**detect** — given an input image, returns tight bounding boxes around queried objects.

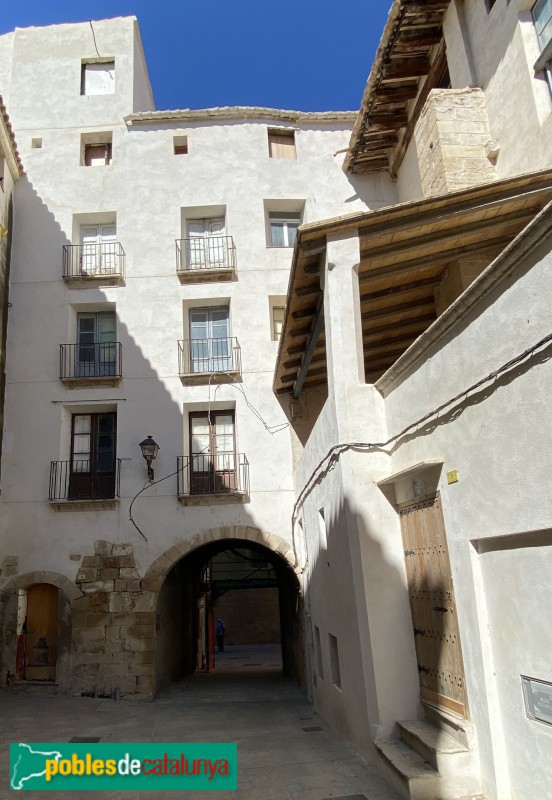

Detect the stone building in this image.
[0,2,551,800]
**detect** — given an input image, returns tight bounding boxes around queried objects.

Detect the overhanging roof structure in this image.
[273,169,552,396]
[343,0,452,176]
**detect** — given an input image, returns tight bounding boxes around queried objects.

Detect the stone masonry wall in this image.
[72,540,155,697]
[414,87,497,197]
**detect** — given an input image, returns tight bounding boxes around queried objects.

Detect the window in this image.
[272,306,285,341]
[76,312,117,378]
[84,142,112,167]
[318,508,327,551]
[69,412,117,500]
[80,224,117,275]
[268,129,296,159]
[533,0,552,91]
[31,138,42,149]
[315,626,324,679]
[189,410,236,494]
[328,634,342,689]
[187,218,227,268]
[174,135,188,155]
[268,211,301,247]
[81,61,115,95]
[189,306,231,373]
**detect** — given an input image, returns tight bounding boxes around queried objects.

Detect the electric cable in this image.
[292,330,552,535]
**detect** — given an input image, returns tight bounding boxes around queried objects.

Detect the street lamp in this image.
[139,435,159,481]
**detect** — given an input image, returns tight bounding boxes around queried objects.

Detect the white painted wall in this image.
[0,19,392,600]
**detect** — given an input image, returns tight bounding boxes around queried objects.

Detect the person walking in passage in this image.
[216,617,226,653]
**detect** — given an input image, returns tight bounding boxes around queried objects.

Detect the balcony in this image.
[177,453,249,505]
[178,337,241,384]
[60,342,122,387]
[62,242,125,285]
[176,236,236,283]
[49,459,121,510]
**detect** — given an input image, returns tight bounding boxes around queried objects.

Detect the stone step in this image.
[375,738,440,800]
[422,700,471,748]
[398,719,468,771]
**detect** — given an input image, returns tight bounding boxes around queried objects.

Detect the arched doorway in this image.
[154,537,303,692]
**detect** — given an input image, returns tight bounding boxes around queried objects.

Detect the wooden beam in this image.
[292,305,318,320]
[360,276,440,303]
[382,56,430,79]
[363,312,437,338]
[361,297,435,322]
[293,300,325,399]
[301,237,327,256]
[359,208,537,265]
[295,283,321,298]
[364,332,423,350]
[373,85,419,104]
[389,43,447,178]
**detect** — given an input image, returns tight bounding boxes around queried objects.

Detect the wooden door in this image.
[25,584,58,681]
[69,412,116,500]
[400,494,467,716]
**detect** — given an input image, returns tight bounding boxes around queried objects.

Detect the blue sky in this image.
[0,1,391,111]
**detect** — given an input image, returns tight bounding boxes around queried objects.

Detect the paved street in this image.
[1,645,401,799]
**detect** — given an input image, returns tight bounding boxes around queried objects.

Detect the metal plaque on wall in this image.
[522,676,552,726]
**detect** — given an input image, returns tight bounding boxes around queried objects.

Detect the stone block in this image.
[141,571,164,593]
[112,544,133,557]
[77,641,107,655]
[81,580,114,594]
[133,651,154,664]
[119,568,139,579]
[89,593,110,612]
[117,554,136,568]
[101,556,119,569]
[94,540,113,556]
[76,568,100,583]
[4,566,17,576]
[109,651,135,664]
[135,662,155,676]
[130,592,155,611]
[122,636,154,652]
[3,556,18,566]
[105,639,123,653]
[87,613,111,628]
[100,569,119,580]
[111,612,137,625]
[106,625,122,640]
[121,624,154,638]
[72,612,90,629]
[73,628,106,642]
[72,596,92,611]
[134,612,156,624]
[109,592,134,613]
[82,555,100,568]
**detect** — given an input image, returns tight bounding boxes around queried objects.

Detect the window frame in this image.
[81,61,115,96]
[268,211,301,248]
[268,128,297,160]
[188,409,237,494]
[533,0,552,91]
[68,411,117,500]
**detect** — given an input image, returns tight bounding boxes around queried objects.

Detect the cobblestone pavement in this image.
[1,645,402,800]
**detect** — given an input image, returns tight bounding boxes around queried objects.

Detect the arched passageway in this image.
[155,538,303,692]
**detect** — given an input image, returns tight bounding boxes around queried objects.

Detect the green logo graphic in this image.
[10,743,237,791]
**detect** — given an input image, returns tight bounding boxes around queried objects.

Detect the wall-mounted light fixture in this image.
[139,435,159,481]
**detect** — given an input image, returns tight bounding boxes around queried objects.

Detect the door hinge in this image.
[404,549,415,557]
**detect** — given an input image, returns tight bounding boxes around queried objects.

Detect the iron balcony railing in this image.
[177,453,249,497]
[62,242,125,279]
[178,337,241,376]
[49,459,121,502]
[60,342,122,380]
[176,236,236,274]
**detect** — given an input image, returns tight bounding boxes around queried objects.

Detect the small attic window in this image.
[174,136,188,155]
[81,61,115,96]
[268,129,296,160]
[31,138,43,149]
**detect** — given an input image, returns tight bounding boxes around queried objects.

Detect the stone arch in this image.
[0,571,79,690]
[5,571,82,600]
[142,525,300,594]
